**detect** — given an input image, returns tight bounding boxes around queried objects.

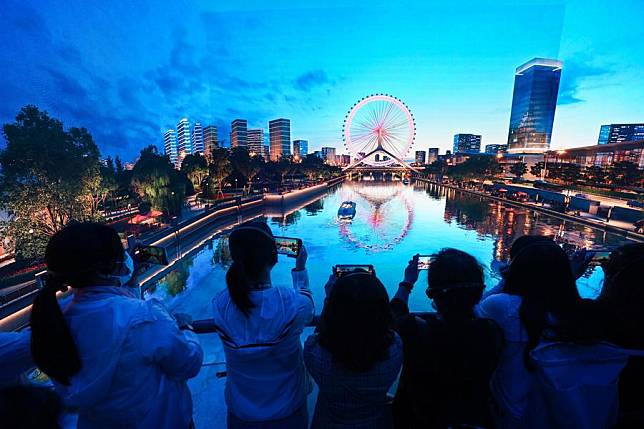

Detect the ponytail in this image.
[30,222,123,385]
[225,222,278,317]
[226,261,255,317]
[30,276,81,385]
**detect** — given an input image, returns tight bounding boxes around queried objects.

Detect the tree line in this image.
[0,106,340,260]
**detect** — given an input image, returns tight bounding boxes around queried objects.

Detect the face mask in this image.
[112,252,134,286]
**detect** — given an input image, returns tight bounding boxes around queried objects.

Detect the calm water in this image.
[146,180,631,312]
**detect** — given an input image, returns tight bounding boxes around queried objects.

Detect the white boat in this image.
[337,201,356,220]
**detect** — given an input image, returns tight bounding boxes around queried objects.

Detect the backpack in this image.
[525,341,644,429]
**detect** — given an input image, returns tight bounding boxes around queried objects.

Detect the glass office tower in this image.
[507,58,562,153]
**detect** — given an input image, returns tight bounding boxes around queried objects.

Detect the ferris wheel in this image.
[342,94,416,169]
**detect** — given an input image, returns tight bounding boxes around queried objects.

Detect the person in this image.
[30,222,203,429]
[391,249,503,428]
[212,221,314,428]
[589,243,644,427]
[476,239,590,427]
[304,271,402,429]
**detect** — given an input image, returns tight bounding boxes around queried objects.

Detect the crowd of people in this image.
[0,220,643,429]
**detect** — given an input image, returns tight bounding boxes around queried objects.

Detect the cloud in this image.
[293,70,331,91]
[558,59,614,105]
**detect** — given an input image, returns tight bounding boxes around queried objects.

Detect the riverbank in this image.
[414,177,644,242]
[0,177,344,331]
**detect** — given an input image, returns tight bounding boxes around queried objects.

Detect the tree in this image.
[510,162,528,179]
[0,106,102,259]
[207,148,231,198]
[180,153,208,191]
[300,154,325,180]
[449,155,502,181]
[115,156,124,175]
[584,165,606,183]
[530,161,544,178]
[130,146,185,216]
[229,147,262,194]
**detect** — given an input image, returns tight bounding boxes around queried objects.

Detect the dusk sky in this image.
[1,0,643,161]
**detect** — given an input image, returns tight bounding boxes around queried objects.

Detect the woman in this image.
[391,250,502,428]
[304,271,403,429]
[592,243,644,427]
[476,240,588,427]
[212,221,314,428]
[30,222,203,429]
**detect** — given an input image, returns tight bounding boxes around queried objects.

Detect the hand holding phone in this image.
[333,264,375,278]
[274,236,302,258]
[133,245,169,265]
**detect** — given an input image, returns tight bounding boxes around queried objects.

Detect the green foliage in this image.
[229,147,262,193]
[206,148,232,198]
[510,162,528,178]
[180,153,208,191]
[449,155,502,180]
[0,106,102,259]
[130,146,185,216]
[584,165,606,183]
[608,161,640,186]
[530,161,544,178]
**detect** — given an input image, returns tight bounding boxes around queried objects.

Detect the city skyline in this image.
[2,0,644,162]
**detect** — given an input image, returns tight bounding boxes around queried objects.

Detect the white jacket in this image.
[212,269,314,421]
[57,286,203,429]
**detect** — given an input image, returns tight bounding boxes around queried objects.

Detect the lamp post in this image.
[234,178,238,196]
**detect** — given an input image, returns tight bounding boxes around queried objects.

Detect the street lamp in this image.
[234,178,238,195]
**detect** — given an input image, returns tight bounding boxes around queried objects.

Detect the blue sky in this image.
[1,0,643,161]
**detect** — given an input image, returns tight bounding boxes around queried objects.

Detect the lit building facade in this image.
[231,119,248,149]
[546,140,644,169]
[321,147,336,164]
[427,148,439,164]
[507,58,562,154]
[247,129,264,157]
[485,144,508,154]
[191,122,204,155]
[453,134,481,154]
[176,118,192,163]
[415,150,426,165]
[163,129,179,168]
[293,139,308,159]
[597,123,644,145]
[269,118,291,160]
[203,125,218,159]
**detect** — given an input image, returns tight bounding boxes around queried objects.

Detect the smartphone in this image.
[333,264,375,278]
[274,236,302,257]
[34,271,47,289]
[589,250,612,265]
[133,245,169,265]
[126,234,137,250]
[417,255,434,270]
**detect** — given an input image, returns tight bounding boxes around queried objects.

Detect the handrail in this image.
[191,316,321,334]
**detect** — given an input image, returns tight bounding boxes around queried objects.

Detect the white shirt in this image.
[476,293,533,420]
[57,286,203,429]
[212,269,314,421]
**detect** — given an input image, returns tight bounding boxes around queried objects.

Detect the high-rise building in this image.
[507,58,562,153]
[247,129,264,157]
[597,123,644,145]
[203,125,218,158]
[427,148,439,164]
[453,134,481,154]
[485,144,508,154]
[321,147,336,164]
[163,129,178,168]
[176,118,192,163]
[293,139,308,159]
[191,122,204,155]
[415,150,426,165]
[230,119,248,148]
[269,118,291,160]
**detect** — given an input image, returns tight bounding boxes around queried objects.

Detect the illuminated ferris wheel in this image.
[342,94,416,169]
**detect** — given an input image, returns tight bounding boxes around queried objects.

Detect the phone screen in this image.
[134,246,169,265]
[417,255,433,270]
[333,264,375,278]
[274,236,302,257]
[590,251,612,264]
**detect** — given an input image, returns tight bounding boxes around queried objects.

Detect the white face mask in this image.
[112,252,134,286]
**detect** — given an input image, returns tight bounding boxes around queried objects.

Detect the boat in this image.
[337,201,357,220]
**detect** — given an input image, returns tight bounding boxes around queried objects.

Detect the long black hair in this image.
[504,241,583,368]
[225,221,277,317]
[318,272,394,372]
[30,222,124,385]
